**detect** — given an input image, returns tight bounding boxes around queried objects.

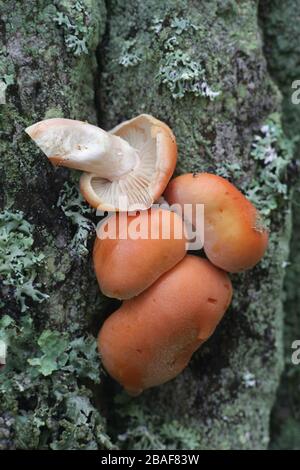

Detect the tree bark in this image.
[0,0,114,450]
[0,0,297,450]
[260,0,300,449]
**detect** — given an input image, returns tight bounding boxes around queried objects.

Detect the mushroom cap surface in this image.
[93,208,187,299]
[164,173,269,272]
[98,255,232,395]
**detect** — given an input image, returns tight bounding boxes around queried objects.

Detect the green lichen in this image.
[153,11,220,100]
[215,161,243,180]
[54,0,100,56]
[0,211,48,312]
[118,39,142,67]
[27,330,69,377]
[158,51,220,100]
[115,395,200,450]
[169,16,199,35]
[246,114,293,221]
[0,314,114,450]
[57,182,95,256]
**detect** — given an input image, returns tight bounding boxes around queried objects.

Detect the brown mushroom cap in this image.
[93,208,187,300]
[98,255,232,395]
[164,173,269,272]
[26,115,177,211]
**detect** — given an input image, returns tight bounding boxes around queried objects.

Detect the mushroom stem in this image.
[25,118,140,182]
[50,131,140,181]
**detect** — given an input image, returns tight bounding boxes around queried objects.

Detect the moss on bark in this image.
[0,0,114,450]
[0,0,297,450]
[259,0,300,449]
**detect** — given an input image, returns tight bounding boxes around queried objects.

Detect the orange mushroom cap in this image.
[26,115,177,211]
[98,255,232,395]
[164,173,269,273]
[93,208,187,300]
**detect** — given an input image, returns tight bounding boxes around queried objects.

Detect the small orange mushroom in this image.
[26,115,177,211]
[164,173,268,272]
[98,255,232,395]
[93,208,187,299]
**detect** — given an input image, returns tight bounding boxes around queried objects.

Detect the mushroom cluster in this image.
[26,114,268,395]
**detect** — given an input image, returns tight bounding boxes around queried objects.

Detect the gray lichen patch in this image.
[54,0,105,56]
[158,51,220,100]
[57,182,95,256]
[0,314,114,450]
[116,394,201,450]
[246,114,293,222]
[0,210,48,312]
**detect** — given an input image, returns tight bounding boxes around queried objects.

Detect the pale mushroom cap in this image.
[26,118,119,172]
[81,114,177,211]
[98,255,232,395]
[164,173,269,272]
[26,115,177,212]
[93,208,187,299]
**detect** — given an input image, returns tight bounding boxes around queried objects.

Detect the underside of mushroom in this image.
[26,114,177,211]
